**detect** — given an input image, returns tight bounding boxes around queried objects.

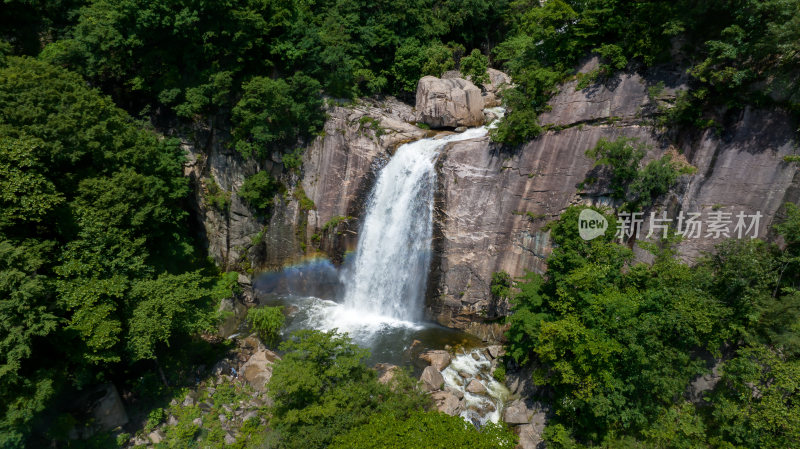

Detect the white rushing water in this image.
[442,349,511,426]
[341,126,492,322]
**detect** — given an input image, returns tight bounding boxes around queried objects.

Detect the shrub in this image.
[204,176,231,213]
[246,306,284,347]
[232,74,324,158]
[459,49,489,87]
[238,171,277,213]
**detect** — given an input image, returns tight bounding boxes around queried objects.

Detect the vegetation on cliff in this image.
[504,205,800,447]
[491,0,800,144]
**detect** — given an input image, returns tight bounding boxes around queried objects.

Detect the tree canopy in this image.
[0,56,230,447]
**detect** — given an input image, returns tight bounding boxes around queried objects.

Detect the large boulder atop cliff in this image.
[441,68,511,108]
[415,76,485,128]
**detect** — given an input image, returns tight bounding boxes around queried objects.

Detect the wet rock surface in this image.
[419,349,452,371]
[420,365,445,392]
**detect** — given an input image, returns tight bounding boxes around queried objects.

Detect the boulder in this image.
[481,68,512,107]
[487,345,504,359]
[431,390,463,416]
[419,350,452,371]
[420,366,445,392]
[375,363,400,385]
[240,348,280,392]
[465,379,487,395]
[87,384,129,431]
[517,422,545,449]
[415,76,485,128]
[503,400,532,425]
[445,386,464,400]
[224,432,236,445]
[148,429,166,444]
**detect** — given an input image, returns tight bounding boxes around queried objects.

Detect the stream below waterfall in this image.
[249,111,510,425]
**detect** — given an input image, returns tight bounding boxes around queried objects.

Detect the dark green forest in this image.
[1,0,799,447]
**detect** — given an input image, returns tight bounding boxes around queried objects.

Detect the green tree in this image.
[268,330,429,449]
[330,410,517,449]
[0,240,58,448]
[459,48,489,87]
[238,171,278,213]
[0,56,229,445]
[708,345,800,448]
[232,74,324,158]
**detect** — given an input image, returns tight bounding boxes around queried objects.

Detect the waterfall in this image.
[343,126,492,321]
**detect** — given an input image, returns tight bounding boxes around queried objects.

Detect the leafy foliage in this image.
[238,171,278,213]
[585,138,694,210]
[232,74,325,158]
[506,204,800,447]
[246,306,285,347]
[330,410,517,449]
[459,49,489,87]
[31,0,510,157]
[0,56,229,446]
[268,330,430,449]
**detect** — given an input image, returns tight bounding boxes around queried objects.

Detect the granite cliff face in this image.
[425,60,799,339]
[185,62,798,341]
[183,98,427,273]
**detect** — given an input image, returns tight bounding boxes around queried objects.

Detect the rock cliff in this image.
[183,98,427,273]
[185,63,798,341]
[426,60,799,339]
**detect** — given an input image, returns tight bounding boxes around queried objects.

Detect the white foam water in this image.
[441,349,511,426]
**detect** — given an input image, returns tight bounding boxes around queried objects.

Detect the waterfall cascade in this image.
[256,112,509,425]
[342,126,492,321]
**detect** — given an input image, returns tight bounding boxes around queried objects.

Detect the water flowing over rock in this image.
[440,349,510,426]
[343,127,495,322]
[183,99,427,273]
[185,63,798,342]
[415,76,485,128]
